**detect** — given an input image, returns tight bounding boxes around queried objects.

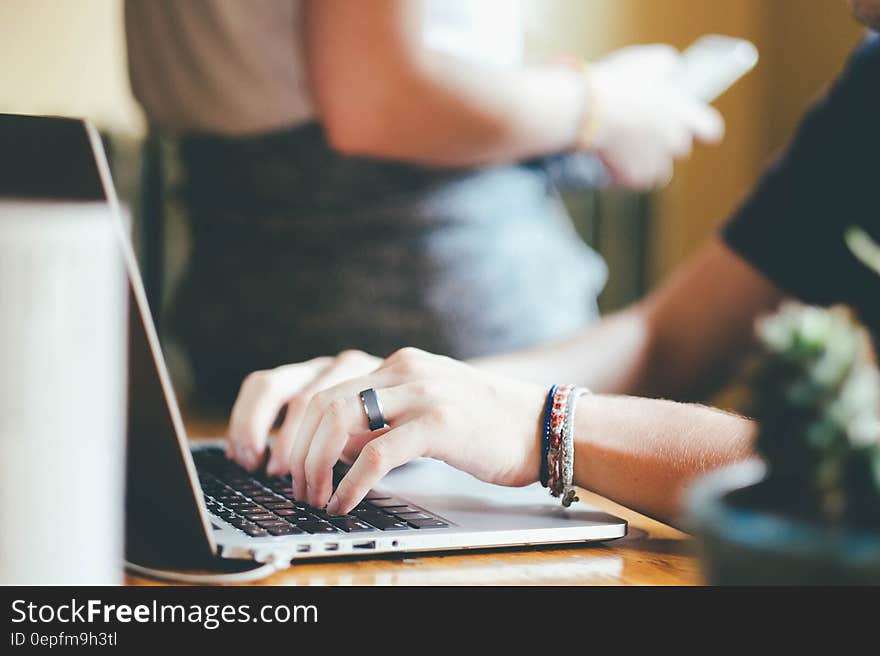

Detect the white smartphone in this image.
[673,34,759,103]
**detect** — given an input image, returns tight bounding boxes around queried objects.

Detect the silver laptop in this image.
[3,113,626,573]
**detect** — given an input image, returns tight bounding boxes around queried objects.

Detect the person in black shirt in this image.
[222,4,880,524]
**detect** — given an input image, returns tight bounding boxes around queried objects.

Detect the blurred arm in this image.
[473,239,785,400]
[304,0,588,166]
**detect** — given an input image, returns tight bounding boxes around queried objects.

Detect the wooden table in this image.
[127,420,702,586]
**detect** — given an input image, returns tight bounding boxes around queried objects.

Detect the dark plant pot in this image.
[686,461,880,585]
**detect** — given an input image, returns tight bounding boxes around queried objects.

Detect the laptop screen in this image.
[0,113,105,201]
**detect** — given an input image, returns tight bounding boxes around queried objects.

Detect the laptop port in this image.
[353,540,376,550]
[296,544,311,553]
[324,543,339,552]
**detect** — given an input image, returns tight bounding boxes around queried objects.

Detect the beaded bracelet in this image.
[542,384,590,506]
[539,385,558,488]
[548,384,575,495]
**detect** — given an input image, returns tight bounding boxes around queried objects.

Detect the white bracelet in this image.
[561,387,591,507]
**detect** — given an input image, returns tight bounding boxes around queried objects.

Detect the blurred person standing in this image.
[125,0,723,410]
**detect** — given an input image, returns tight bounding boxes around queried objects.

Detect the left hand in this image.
[275,348,548,516]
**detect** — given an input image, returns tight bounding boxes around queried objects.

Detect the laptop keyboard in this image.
[192,447,449,538]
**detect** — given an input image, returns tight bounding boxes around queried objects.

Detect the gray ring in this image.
[359,388,386,431]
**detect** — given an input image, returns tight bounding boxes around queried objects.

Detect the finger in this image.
[326,421,429,516]
[664,127,692,159]
[266,358,379,476]
[340,430,376,464]
[679,100,725,143]
[288,369,403,501]
[226,359,329,470]
[653,159,674,189]
[302,386,416,508]
[265,394,310,477]
[611,157,654,191]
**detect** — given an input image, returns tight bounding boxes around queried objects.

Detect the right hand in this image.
[231,347,547,514]
[587,44,725,189]
[226,350,382,475]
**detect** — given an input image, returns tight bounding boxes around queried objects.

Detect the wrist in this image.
[515,383,549,487]
[574,62,602,150]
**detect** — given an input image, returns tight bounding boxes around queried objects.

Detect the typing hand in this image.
[226,350,381,476]
[588,44,725,189]
[280,348,546,516]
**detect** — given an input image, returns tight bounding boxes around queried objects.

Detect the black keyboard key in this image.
[329,517,375,532]
[255,519,290,529]
[385,505,422,515]
[380,521,410,531]
[359,512,410,531]
[263,501,294,510]
[243,526,269,537]
[251,495,280,504]
[364,492,391,501]
[369,498,410,508]
[407,517,448,529]
[226,501,257,510]
[298,521,340,534]
[273,509,297,517]
[235,508,265,516]
[393,512,433,521]
[267,524,303,536]
[285,512,316,522]
[246,513,277,522]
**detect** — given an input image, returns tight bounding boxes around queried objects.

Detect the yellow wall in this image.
[0,0,143,135]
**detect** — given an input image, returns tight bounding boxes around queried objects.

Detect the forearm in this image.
[327,55,587,167]
[573,393,755,525]
[472,240,785,400]
[471,307,655,394]
[307,0,587,167]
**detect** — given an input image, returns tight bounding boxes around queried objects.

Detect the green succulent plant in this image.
[749,227,880,530]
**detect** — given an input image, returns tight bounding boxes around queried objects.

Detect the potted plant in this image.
[687,229,880,584]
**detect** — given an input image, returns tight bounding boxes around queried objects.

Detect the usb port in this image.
[324,543,339,551]
[296,544,311,553]
[353,540,376,550]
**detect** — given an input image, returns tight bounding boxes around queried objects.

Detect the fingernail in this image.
[326,495,340,516]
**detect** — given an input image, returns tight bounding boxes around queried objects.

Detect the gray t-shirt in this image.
[125,0,315,135]
[124,0,527,136]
